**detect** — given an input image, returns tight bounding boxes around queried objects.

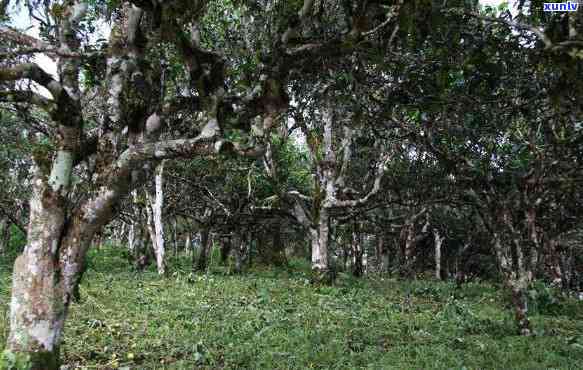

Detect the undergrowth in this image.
[0,247,582,369]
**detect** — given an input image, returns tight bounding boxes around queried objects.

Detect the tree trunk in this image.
[195,228,210,272]
[3,155,128,368]
[310,208,334,283]
[510,282,531,336]
[378,234,390,274]
[220,236,232,265]
[494,234,532,336]
[375,233,383,272]
[146,161,166,275]
[135,223,151,270]
[433,228,444,280]
[399,208,428,279]
[402,224,415,278]
[173,218,178,257]
[559,247,573,291]
[234,234,248,274]
[248,235,254,267]
[3,178,67,369]
[271,222,287,267]
[257,223,287,267]
[546,238,562,286]
[342,242,349,272]
[128,222,136,253]
[352,223,364,277]
[184,234,191,257]
[0,218,7,254]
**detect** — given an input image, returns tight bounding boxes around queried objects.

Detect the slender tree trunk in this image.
[402,224,415,278]
[146,161,166,275]
[342,242,349,272]
[375,233,383,272]
[220,236,232,265]
[271,222,287,267]
[196,227,210,272]
[559,247,573,291]
[173,218,178,257]
[0,218,6,254]
[135,223,151,270]
[433,229,444,280]
[248,235,254,267]
[128,222,136,253]
[114,222,125,245]
[234,234,248,274]
[399,209,428,279]
[378,234,391,274]
[184,234,190,257]
[546,238,562,286]
[352,222,364,277]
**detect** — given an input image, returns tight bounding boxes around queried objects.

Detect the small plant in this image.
[527,281,561,315]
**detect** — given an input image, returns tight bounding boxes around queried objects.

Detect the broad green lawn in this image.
[1,248,583,369]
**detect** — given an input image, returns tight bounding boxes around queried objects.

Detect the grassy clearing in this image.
[1,248,583,369]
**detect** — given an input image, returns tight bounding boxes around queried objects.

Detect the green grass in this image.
[1,247,583,369]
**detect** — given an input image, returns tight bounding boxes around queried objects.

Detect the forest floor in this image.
[1,247,583,369]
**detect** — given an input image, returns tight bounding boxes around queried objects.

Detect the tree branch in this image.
[465,11,553,49]
[330,153,391,208]
[0,63,63,98]
[0,90,55,111]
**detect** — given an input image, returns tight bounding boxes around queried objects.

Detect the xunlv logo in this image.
[543,2,580,11]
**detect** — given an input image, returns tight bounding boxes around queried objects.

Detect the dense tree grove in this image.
[0,0,582,368]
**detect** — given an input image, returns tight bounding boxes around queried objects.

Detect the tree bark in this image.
[146,161,166,275]
[352,222,364,277]
[3,145,131,367]
[310,207,332,283]
[494,234,532,336]
[184,234,191,257]
[135,222,151,270]
[0,218,6,254]
[271,222,288,267]
[2,174,66,368]
[195,227,210,272]
[546,238,562,286]
[234,234,248,274]
[220,236,232,265]
[399,208,428,279]
[433,228,444,280]
[173,217,178,257]
[128,222,136,254]
[559,246,573,291]
[378,233,390,274]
